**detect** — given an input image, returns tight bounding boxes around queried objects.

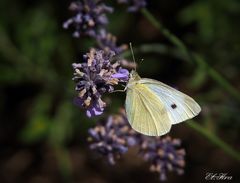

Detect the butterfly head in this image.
[129,70,141,82]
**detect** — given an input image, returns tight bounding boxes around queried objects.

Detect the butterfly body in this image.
[125,70,201,136]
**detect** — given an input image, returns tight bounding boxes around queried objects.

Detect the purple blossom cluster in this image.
[140,136,186,181]
[72,49,129,117]
[97,29,128,54]
[63,0,146,53]
[88,109,138,164]
[88,110,186,180]
[63,0,113,38]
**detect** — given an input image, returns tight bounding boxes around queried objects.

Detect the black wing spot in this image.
[171,104,177,109]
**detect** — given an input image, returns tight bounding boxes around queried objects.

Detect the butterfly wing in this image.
[125,83,172,136]
[139,78,201,124]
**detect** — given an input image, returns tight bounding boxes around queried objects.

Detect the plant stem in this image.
[193,54,240,101]
[140,8,240,102]
[141,9,191,61]
[187,121,240,162]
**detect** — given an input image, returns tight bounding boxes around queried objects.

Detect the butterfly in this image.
[125,70,201,136]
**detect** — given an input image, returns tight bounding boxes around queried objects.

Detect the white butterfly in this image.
[125,70,201,136]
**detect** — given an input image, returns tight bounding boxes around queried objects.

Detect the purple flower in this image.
[112,68,129,81]
[96,29,128,54]
[63,0,113,38]
[117,0,147,12]
[139,136,186,181]
[74,97,105,117]
[88,109,186,180]
[72,49,129,117]
[88,109,138,164]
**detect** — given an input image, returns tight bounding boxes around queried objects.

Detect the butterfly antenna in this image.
[129,42,137,71]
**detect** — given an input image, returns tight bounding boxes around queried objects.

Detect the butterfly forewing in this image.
[126,83,172,136]
[139,78,201,124]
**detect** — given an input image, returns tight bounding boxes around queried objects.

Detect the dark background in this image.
[0,0,240,182]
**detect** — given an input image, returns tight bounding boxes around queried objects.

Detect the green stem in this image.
[193,54,240,101]
[141,8,191,62]
[187,121,240,162]
[121,43,182,59]
[140,8,240,102]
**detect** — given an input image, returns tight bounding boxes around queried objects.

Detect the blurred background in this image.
[0,0,240,182]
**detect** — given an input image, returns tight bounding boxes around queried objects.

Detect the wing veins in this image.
[136,90,159,135]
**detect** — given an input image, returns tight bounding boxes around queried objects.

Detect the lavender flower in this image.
[72,49,129,117]
[63,0,113,38]
[88,110,186,180]
[96,29,128,54]
[88,109,138,164]
[117,0,147,12]
[140,136,186,181]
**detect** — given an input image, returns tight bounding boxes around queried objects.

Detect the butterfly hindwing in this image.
[125,83,172,136]
[139,78,201,124]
